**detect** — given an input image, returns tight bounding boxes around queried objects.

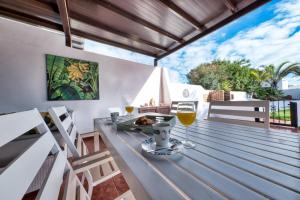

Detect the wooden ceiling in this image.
[0,0,270,64]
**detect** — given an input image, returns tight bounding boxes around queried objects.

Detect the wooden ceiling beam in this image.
[56,0,72,47]
[0,0,269,60]
[71,29,157,57]
[0,0,61,24]
[157,0,270,60]
[221,0,237,13]
[0,5,157,57]
[96,0,183,43]
[0,6,63,32]
[70,11,167,51]
[158,0,205,31]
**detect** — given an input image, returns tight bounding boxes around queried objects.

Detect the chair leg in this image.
[77,136,82,156]
[94,132,100,152]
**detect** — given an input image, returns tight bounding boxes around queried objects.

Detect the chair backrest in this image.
[0,109,66,200]
[49,106,80,158]
[170,101,198,115]
[49,106,95,198]
[208,100,270,129]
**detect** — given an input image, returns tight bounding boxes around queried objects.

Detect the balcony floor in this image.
[83,137,130,200]
[270,125,300,133]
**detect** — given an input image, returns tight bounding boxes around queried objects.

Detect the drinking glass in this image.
[125,105,134,117]
[176,102,196,149]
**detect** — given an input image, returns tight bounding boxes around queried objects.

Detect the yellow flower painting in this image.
[46,54,99,100]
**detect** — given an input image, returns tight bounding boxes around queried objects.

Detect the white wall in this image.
[131,67,161,107]
[161,69,209,119]
[230,91,248,101]
[0,17,160,133]
[278,79,289,90]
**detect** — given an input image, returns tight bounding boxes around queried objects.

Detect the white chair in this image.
[0,108,88,200]
[49,106,125,195]
[208,100,270,129]
[0,109,134,200]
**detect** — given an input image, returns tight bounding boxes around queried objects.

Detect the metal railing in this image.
[270,100,292,126]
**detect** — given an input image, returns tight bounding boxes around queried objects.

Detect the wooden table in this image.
[94,118,300,200]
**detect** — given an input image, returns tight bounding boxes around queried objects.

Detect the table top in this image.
[95,118,300,200]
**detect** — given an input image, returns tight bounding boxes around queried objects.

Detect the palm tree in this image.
[263,62,300,88]
[250,68,272,84]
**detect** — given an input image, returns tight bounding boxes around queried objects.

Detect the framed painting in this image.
[46,54,99,100]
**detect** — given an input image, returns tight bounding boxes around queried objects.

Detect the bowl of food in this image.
[133,115,175,134]
[135,116,155,126]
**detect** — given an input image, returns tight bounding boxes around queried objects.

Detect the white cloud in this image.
[275,0,300,17]
[216,0,300,67]
[288,75,300,87]
[159,40,217,82]
[167,69,182,83]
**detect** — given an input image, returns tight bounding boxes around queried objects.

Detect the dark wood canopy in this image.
[0,0,270,65]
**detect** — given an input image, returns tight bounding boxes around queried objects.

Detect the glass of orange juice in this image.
[177,102,196,149]
[125,105,134,116]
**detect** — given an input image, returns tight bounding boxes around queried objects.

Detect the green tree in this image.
[263,62,300,88]
[255,87,284,100]
[186,60,300,100]
[187,59,259,93]
[186,60,227,90]
[250,68,272,85]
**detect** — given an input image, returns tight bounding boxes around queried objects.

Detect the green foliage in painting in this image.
[46,54,99,100]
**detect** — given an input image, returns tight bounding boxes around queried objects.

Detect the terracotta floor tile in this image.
[83,137,96,153]
[92,179,119,200]
[83,135,130,200]
[83,135,107,153]
[113,174,130,195]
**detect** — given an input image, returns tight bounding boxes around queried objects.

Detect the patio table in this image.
[94,117,300,200]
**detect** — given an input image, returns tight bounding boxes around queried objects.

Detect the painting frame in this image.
[46,54,99,101]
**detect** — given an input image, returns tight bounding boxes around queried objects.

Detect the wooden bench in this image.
[208,100,270,129]
[170,101,198,115]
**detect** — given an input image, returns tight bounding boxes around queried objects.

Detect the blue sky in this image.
[85,0,300,87]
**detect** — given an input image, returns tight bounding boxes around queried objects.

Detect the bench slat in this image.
[210,101,269,107]
[208,117,266,128]
[209,109,266,118]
